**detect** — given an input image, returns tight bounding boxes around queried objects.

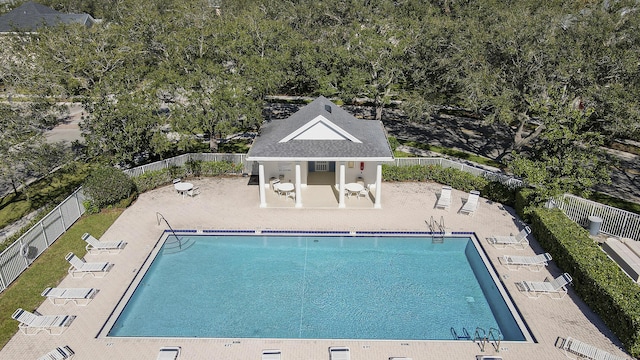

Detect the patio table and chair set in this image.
[173,178,200,198]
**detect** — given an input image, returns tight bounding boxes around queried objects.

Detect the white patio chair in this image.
[65,252,112,278]
[459,190,480,215]
[187,187,200,197]
[435,185,452,210]
[11,308,75,335]
[38,345,75,360]
[82,232,126,254]
[501,252,552,271]
[518,273,573,299]
[487,226,531,249]
[42,287,98,306]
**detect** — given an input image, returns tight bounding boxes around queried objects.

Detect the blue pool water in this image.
[107,235,526,340]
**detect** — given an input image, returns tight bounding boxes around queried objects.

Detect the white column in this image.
[295,163,302,208]
[339,162,346,208]
[374,163,382,209]
[258,163,266,208]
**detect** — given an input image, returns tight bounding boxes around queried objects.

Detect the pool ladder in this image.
[156,212,183,249]
[428,216,447,243]
[473,327,503,352]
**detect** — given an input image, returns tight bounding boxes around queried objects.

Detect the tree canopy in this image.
[3,0,639,196]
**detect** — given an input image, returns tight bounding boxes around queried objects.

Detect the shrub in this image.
[185,159,202,177]
[132,168,172,193]
[83,166,136,210]
[82,199,99,214]
[514,187,536,223]
[382,164,515,207]
[131,161,242,193]
[530,207,640,357]
[387,136,400,152]
[201,161,243,176]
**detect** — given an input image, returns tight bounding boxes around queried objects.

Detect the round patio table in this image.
[345,182,364,197]
[174,182,193,197]
[275,182,294,199]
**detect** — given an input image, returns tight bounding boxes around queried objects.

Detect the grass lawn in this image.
[588,192,640,215]
[0,209,123,349]
[398,139,505,169]
[0,162,91,230]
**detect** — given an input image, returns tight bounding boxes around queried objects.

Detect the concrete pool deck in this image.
[0,177,631,359]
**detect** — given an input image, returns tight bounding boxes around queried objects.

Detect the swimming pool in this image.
[105,233,529,341]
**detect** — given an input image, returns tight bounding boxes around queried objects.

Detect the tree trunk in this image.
[209,136,218,152]
[375,104,383,121]
[513,115,545,151]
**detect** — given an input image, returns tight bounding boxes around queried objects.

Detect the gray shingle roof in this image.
[247,96,394,161]
[0,1,96,32]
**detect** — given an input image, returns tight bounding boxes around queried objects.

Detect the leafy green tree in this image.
[83,165,135,210]
[0,102,70,196]
[80,91,160,166]
[508,89,611,203]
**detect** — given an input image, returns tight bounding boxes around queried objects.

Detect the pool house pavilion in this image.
[246,96,394,208]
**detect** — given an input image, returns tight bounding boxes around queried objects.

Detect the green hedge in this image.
[132,161,242,193]
[382,164,515,207]
[529,207,640,357]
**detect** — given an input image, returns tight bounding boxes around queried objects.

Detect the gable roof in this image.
[247,96,394,161]
[0,1,96,32]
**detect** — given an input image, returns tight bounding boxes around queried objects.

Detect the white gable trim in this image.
[279,115,362,143]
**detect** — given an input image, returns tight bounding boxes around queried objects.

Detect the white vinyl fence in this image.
[0,188,86,294]
[555,194,640,241]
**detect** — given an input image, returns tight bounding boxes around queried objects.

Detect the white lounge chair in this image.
[82,232,126,254]
[460,190,480,215]
[42,287,98,306]
[11,308,75,335]
[487,226,531,249]
[502,252,552,271]
[38,345,74,360]
[518,273,573,299]
[157,346,181,360]
[559,336,628,360]
[329,347,350,360]
[262,349,282,360]
[389,358,413,360]
[65,252,112,278]
[435,186,452,210]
